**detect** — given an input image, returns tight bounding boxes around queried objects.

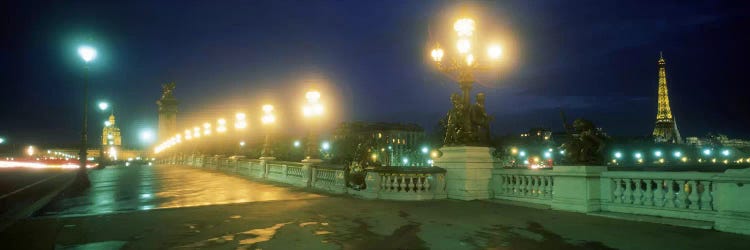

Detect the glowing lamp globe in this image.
[78,46,97,62]
[305,91,321,103]
[453,18,475,37]
[431,48,444,62]
[487,45,502,60]
[457,39,471,54]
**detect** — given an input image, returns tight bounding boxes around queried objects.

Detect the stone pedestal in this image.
[550,165,606,212]
[300,159,322,188]
[434,146,494,200]
[713,168,750,235]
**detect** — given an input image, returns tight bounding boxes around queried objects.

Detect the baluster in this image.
[612,179,623,203]
[383,174,390,191]
[414,176,422,193]
[500,175,511,194]
[396,175,402,192]
[423,175,431,192]
[380,174,387,191]
[523,176,531,196]
[398,175,406,192]
[532,176,540,197]
[677,180,688,208]
[688,180,700,210]
[408,175,416,192]
[633,179,643,205]
[623,179,633,204]
[654,179,666,207]
[514,176,522,195]
[664,180,676,208]
[542,176,551,198]
[643,180,654,206]
[699,181,713,211]
[391,174,397,192]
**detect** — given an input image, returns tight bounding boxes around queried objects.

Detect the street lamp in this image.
[98,102,109,111]
[429,17,503,145]
[303,90,324,162]
[77,45,97,187]
[140,129,154,144]
[260,104,276,159]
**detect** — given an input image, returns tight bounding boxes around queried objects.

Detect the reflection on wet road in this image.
[39,164,323,216]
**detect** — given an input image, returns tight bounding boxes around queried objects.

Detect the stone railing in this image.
[266,161,309,188]
[161,154,445,201]
[159,153,750,235]
[311,166,347,194]
[601,171,716,221]
[492,168,554,205]
[488,165,750,235]
[354,167,447,200]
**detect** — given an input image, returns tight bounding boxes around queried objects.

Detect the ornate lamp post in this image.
[302,90,324,162]
[260,104,276,159]
[429,18,501,146]
[76,45,97,187]
[234,112,247,155]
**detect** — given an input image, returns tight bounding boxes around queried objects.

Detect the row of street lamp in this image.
[154,90,325,161]
[509,146,747,166]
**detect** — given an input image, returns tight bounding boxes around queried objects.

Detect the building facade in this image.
[333,122,427,166]
[102,114,122,147]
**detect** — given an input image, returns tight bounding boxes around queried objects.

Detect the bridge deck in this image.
[1,164,749,249]
[37,164,323,217]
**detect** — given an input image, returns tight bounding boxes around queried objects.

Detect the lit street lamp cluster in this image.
[154,91,326,161]
[430,18,502,107]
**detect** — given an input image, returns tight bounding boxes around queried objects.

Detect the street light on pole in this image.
[77,45,97,188]
[302,90,324,162]
[429,17,503,146]
[260,104,276,159]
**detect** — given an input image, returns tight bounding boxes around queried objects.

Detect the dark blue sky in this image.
[1,0,749,147]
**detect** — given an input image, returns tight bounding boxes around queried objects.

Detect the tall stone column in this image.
[156,82,179,142]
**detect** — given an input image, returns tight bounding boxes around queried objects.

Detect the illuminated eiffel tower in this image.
[652,52,682,144]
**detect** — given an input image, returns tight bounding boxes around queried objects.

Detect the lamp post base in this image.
[73,170,91,189]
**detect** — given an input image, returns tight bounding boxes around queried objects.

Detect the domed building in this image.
[102,113,122,160]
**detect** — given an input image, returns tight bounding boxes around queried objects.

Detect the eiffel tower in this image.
[652,52,682,144]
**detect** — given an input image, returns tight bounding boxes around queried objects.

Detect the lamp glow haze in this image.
[140,129,154,143]
[78,46,97,62]
[98,102,109,111]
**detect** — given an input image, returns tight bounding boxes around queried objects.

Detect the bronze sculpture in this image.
[443,92,491,146]
[470,93,492,145]
[161,82,176,100]
[559,116,608,165]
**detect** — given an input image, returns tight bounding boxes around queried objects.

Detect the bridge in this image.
[2,161,750,249]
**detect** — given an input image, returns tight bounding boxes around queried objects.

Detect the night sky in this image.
[2,0,749,148]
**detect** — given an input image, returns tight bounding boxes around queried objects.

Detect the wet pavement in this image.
[2,164,749,249]
[38,164,323,217]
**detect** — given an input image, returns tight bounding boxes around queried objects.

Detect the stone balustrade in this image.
[158,153,750,235]
[311,166,347,193]
[492,168,554,205]
[355,167,447,200]
[601,171,717,221]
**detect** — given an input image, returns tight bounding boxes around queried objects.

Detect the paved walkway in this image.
[38,164,323,217]
[1,165,749,249]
